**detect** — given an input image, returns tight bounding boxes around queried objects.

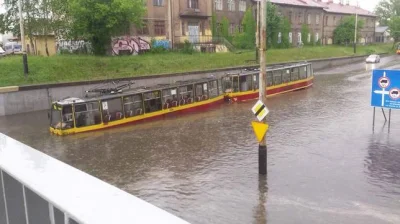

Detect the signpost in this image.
[371,69,400,129]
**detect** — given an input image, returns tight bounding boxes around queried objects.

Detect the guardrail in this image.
[0,133,190,224]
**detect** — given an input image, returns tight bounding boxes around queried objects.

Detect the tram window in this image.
[50,104,62,129]
[124,94,143,117]
[162,88,178,109]
[282,69,290,83]
[222,77,233,93]
[179,85,194,104]
[195,83,208,102]
[217,79,222,95]
[102,98,123,122]
[209,80,219,98]
[74,102,101,128]
[253,74,259,90]
[273,71,282,85]
[307,64,312,77]
[61,105,73,129]
[267,72,273,86]
[299,66,307,79]
[240,75,253,92]
[144,91,162,113]
[291,67,299,81]
[232,76,239,92]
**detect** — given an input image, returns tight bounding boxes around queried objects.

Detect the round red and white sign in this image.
[389,88,400,100]
[378,77,390,88]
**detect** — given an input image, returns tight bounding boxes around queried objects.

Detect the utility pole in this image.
[18,0,29,77]
[353,3,358,54]
[168,0,173,49]
[255,1,260,61]
[259,0,267,175]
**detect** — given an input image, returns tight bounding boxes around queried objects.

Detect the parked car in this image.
[0,47,5,57]
[366,54,380,63]
[4,42,22,55]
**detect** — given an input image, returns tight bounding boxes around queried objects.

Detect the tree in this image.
[68,0,145,55]
[266,1,281,48]
[221,16,230,40]
[211,13,217,38]
[233,8,256,49]
[301,24,310,45]
[375,0,400,25]
[280,17,291,48]
[388,16,400,47]
[333,16,364,45]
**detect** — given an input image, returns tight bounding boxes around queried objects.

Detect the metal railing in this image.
[0,133,190,224]
[174,35,235,51]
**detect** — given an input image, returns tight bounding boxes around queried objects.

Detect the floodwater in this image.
[1,57,400,224]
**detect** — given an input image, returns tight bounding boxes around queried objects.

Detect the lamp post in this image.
[353,1,358,54]
[18,0,29,77]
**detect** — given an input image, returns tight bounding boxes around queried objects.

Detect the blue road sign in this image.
[371,69,400,109]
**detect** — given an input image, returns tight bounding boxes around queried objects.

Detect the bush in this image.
[366,49,376,55]
[181,40,195,54]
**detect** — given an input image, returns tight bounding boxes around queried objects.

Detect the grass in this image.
[0,43,393,87]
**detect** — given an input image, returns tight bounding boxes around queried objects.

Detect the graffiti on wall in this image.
[112,36,170,56]
[112,36,150,55]
[56,40,92,54]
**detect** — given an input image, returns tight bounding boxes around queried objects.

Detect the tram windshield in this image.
[50,104,62,128]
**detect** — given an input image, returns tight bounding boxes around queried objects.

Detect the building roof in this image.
[375,26,389,33]
[267,0,324,8]
[317,1,376,17]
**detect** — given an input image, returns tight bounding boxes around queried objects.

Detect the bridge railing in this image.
[0,133,189,224]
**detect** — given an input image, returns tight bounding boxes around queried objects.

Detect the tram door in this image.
[253,74,259,91]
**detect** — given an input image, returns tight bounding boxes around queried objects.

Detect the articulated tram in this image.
[49,62,314,136]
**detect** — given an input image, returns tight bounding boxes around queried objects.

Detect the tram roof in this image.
[54,77,218,105]
[226,62,311,77]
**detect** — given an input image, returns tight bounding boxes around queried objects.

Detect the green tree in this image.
[301,24,310,45]
[68,0,145,55]
[375,0,400,25]
[221,16,230,40]
[233,8,256,49]
[211,13,217,38]
[279,17,291,48]
[388,16,400,47]
[310,31,315,46]
[333,16,364,45]
[266,1,281,48]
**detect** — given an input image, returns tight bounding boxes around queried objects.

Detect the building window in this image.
[228,0,235,11]
[298,13,303,24]
[325,16,328,25]
[316,33,319,42]
[154,20,165,36]
[333,16,336,25]
[289,32,292,44]
[298,32,302,44]
[278,32,282,43]
[239,1,246,12]
[239,24,244,33]
[316,14,320,25]
[307,14,311,24]
[137,20,149,35]
[308,33,311,43]
[289,12,292,23]
[229,23,235,35]
[188,0,198,9]
[215,0,222,10]
[182,21,186,36]
[153,0,163,6]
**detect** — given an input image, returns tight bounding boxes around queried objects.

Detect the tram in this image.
[49,78,224,136]
[222,62,314,102]
[49,62,314,136]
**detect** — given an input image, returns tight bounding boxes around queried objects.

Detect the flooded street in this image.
[1,57,400,223]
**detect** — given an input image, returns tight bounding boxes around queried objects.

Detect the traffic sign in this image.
[251,121,269,143]
[251,100,269,121]
[371,70,400,109]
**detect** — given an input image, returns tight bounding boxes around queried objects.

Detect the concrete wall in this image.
[0,54,383,116]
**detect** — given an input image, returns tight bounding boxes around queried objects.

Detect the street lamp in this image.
[353,2,358,54]
[18,0,29,77]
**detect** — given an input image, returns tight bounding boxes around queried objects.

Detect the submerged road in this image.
[1,56,400,224]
